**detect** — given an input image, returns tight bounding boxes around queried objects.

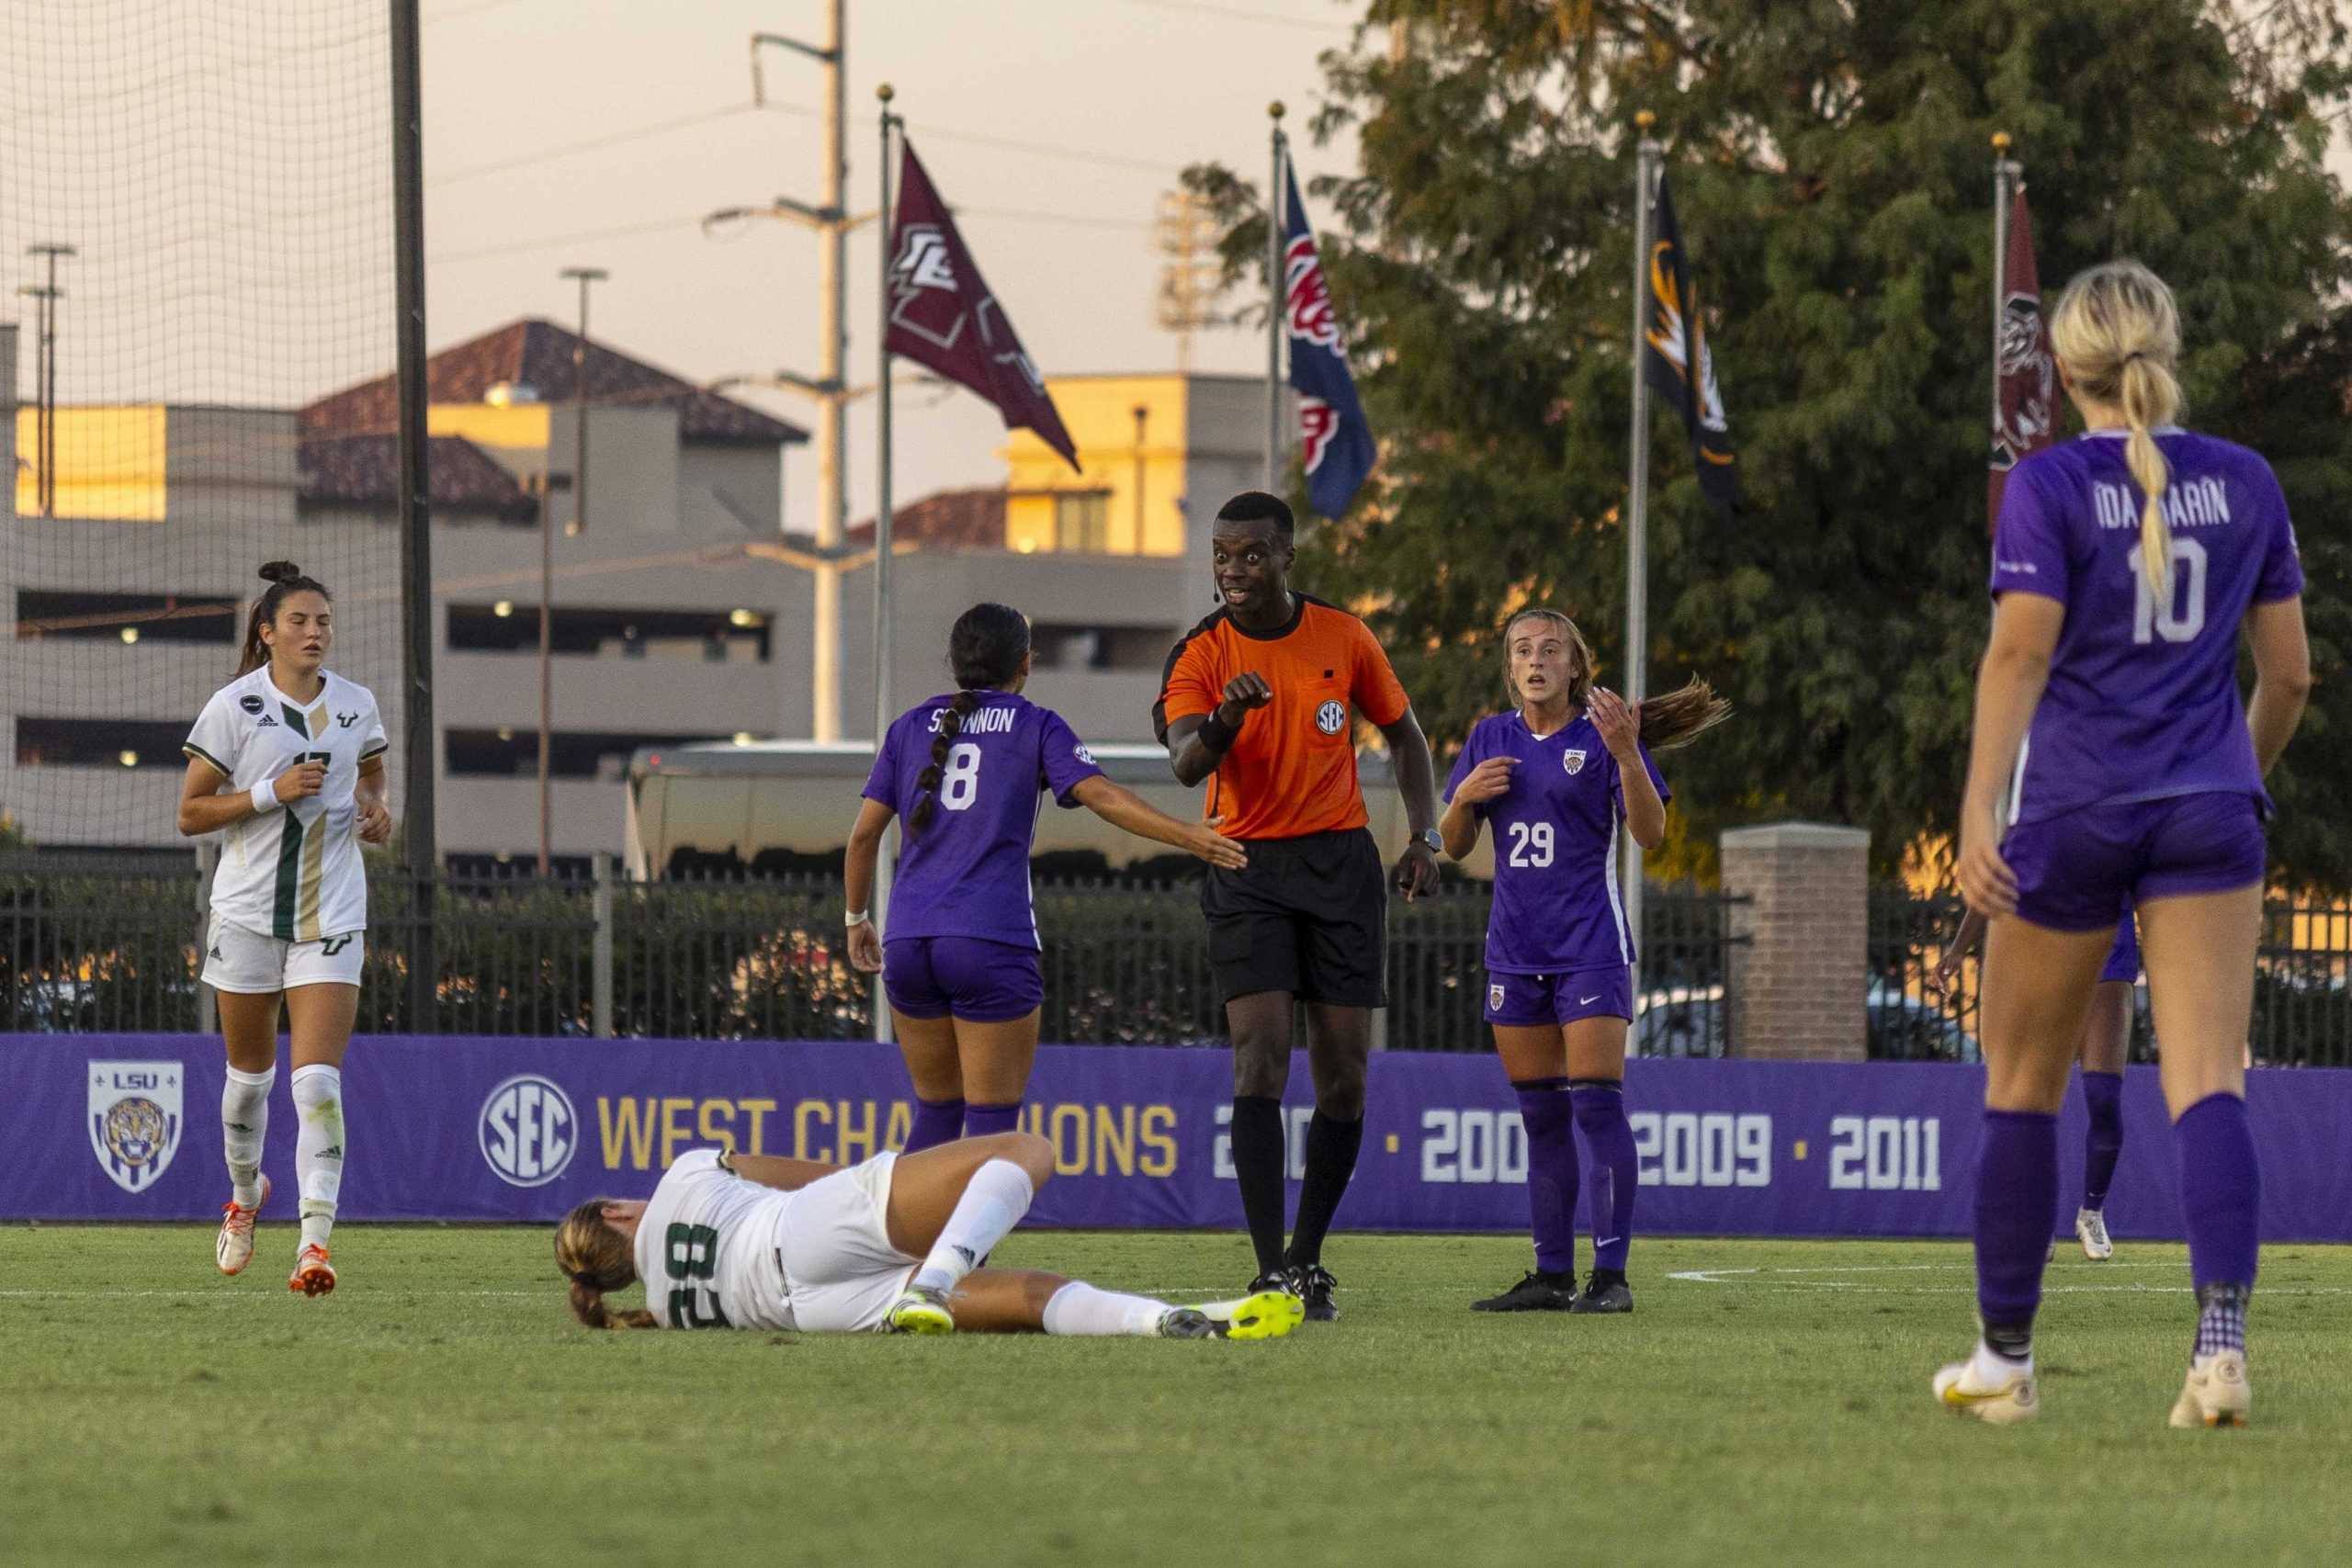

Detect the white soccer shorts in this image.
[778,1152,922,1333]
[202,915,366,995]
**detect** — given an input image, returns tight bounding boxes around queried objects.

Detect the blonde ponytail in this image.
[2049,261,2183,597]
[555,1199,659,1330]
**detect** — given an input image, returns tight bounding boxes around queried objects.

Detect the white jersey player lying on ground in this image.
[554,1130,1304,1341]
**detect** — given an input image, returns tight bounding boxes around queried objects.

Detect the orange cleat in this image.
[288,1243,336,1298]
[216,1174,271,1277]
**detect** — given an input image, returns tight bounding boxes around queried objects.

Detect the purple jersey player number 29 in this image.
[864,690,1105,951]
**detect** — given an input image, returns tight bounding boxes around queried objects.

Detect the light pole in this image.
[544,264,607,876]
[22,243,74,517]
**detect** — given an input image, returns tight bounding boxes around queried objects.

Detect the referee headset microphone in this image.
[908,603,1034,835]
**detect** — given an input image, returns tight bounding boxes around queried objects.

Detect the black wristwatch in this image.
[1410,828,1442,854]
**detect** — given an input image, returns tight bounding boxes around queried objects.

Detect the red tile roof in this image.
[848,487,1007,549]
[297,434,538,523]
[300,319,807,447]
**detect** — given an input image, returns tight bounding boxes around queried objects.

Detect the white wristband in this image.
[250,776,282,814]
[844,908,869,928]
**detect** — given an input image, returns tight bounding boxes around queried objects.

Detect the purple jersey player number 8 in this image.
[863,690,1104,952]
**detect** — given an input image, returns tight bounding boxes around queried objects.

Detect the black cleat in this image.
[1287,1262,1339,1322]
[1569,1269,1634,1314]
[1471,1269,1578,1313]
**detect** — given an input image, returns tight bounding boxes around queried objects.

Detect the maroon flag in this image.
[1987,188,2056,533]
[884,140,1079,471]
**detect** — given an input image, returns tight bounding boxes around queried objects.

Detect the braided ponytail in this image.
[904,603,1032,837]
[909,689,984,835]
[2049,260,2184,597]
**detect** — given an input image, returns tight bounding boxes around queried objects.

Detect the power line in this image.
[429,199,1148,268]
[429,103,760,188]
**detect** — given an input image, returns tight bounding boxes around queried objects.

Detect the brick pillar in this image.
[1720,822,1870,1061]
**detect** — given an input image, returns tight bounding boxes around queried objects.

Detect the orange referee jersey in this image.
[1153,592,1409,841]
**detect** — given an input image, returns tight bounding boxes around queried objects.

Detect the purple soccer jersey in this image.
[1444,711,1670,973]
[864,691,1105,951]
[1991,428,2302,826]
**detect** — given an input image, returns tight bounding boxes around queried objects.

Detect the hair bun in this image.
[257,560,302,584]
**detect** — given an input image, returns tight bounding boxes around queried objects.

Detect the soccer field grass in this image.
[5,1228,2347,1565]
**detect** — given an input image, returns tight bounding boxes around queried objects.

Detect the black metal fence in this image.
[2,861,1740,1053]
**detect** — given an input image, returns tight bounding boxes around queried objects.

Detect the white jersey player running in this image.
[179,561,395,1298]
[555,1132,1304,1341]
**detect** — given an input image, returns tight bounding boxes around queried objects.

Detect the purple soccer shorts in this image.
[882,936,1043,1023]
[1484,964,1634,1027]
[2003,792,2265,932]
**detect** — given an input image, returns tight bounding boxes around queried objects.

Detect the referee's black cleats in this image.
[1287,1262,1340,1322]
[1569,1270,1634,1314]
[1471,1269,1578,1313]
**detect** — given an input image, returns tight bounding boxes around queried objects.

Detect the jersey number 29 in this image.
[1505,821,1555,869]
[2130,538,2208,646]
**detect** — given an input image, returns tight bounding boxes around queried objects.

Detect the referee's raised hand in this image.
[1217,671,1273,722]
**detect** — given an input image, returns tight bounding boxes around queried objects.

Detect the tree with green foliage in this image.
[1185,0,2351,886]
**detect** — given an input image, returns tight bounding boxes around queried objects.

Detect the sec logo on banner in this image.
[88,1060,183,1194]
[479,1074,578,1188]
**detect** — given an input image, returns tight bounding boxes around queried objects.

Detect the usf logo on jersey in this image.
[88,1060,184,1194]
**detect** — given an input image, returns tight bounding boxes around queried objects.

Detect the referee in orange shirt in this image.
[1153,491,1442,1319]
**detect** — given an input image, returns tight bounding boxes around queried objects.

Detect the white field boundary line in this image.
[1666,1262,2352,1296]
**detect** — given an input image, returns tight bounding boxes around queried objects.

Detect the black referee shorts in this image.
[1200,828,1386,1009]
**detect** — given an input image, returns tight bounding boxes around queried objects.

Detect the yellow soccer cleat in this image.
[886,1285,956,1336]
[1159,1290,1305,1342]
[1932,1355,2039,1425]
[2169,1350,2251,1429]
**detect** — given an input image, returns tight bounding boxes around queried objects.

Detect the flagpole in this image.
[1991,131,2018,499]
[1623,109,1661,1016]
[872,84,899,1045]
[1265,100,1286,492]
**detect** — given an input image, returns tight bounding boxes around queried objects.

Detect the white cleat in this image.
[2075,1207,2114,1261]
[2169,1350,2251,1428]
[1933,1354,2039,1426]
[215,1174,270,1276]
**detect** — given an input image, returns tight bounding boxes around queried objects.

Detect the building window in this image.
[445,604,770,662]
[1053,491,1111,553]
[16,591,238,645]
[1031,623,1170,672]
[16,717,193,769]
[445,728,709,781]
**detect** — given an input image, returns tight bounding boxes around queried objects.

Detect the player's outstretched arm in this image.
[2244,594,2311,777]
[1068,776,1247,869]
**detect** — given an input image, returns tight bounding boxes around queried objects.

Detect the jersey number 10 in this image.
[2130,538,2208,646]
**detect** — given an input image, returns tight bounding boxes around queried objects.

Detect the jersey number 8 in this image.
[664,1221,730,1329]
[1505,820,1555,869]
[940,741,982,811]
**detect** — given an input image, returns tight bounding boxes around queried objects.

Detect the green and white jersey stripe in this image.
[184,668,387,943]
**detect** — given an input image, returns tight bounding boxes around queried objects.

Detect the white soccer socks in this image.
[221,1065,275,1208]
[290,1064,345,1252]
[909,1158,1034,1297]
[1042,1281,1170,1337]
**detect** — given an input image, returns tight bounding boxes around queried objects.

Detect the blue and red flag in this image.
[1281,160,1374,518]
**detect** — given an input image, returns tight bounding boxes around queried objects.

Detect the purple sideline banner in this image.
[9,1033,2351,1241]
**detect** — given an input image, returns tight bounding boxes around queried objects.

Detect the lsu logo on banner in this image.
[88,1060,182,1194]
[480,1074,579,1188]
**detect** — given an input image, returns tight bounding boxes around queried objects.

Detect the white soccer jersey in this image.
[632,1149,795,1332]
[184,668,387,942]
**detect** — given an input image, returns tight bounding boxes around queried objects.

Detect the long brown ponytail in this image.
[554,1199,658,1331]
[1503,609,1732,750]
[2049,260,2184,597]
[907,603,1031,836]
[235,560,332,677]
